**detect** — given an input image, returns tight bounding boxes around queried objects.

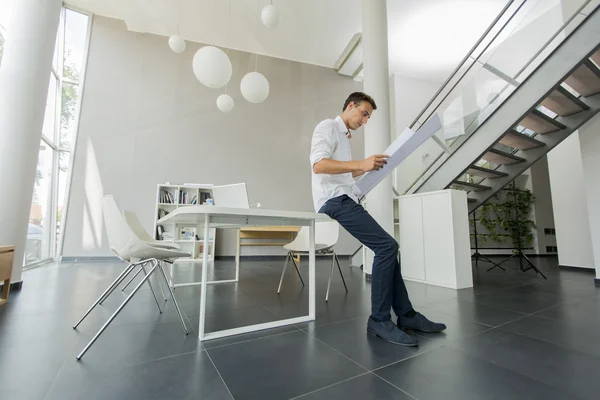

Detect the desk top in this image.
[158,206,330,227]
[0,246,15,254]
[240,226,301,232]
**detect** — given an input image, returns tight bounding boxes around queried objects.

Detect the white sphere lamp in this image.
[217,94,235,112]
[240,72,270,103]
[168,35,186,53]
[192,46,233,89]
[261,5,279,29]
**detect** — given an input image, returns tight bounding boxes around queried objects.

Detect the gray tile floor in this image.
[0,255,599,399]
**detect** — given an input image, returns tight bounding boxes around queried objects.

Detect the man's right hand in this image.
[360,154,389,172]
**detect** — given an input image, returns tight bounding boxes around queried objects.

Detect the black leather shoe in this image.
[397,312,447,333]
[367,318,419,346]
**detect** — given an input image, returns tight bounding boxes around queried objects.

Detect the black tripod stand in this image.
[471,211,504,271]
[492,182,547,279]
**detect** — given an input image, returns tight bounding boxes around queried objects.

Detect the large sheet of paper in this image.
[354,114,442,198]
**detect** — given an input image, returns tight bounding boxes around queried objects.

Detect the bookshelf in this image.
[153,183,217,263]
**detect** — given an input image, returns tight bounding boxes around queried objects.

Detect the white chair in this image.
[73,195,191,360]
[118,210,181,292]
[277,221,348,302]
[123,210,181,250]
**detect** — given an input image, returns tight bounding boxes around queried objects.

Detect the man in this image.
[310,92,446,346]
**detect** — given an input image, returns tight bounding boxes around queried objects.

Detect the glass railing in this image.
[399,0,599,195]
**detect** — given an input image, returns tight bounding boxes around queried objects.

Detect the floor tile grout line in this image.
[202,328,304,351]
[204,349,236,400]
[371,326,497,373]
[373,374,419,400]
[287,372,372,400]
[305,332,372,372]
[369,341,450,373]
[411,306,498,329]
[40,347,74,400]
[114,349,201,370]
[445,342,589,395]
[418,298,530,318]
[494,322,600,356]
[295,314,371,332]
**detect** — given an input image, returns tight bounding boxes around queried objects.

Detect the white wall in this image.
[578,113,600,278]
[62,16,364,258]
[530,155,556,255]
[547,132,595,269]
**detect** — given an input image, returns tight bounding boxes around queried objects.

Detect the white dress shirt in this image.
[310,115,360,212]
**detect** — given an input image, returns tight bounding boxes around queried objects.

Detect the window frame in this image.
[23,5,93,269]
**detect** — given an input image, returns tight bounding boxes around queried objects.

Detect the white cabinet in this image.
[396,189,472,289]
[153,183,217,263]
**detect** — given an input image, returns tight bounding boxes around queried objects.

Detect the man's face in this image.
[346,101,374,130]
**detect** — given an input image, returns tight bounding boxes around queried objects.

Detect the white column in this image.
[362,0,394,275]
[578,114,600,281]
[547,134,595,270]
[0,0,62,283]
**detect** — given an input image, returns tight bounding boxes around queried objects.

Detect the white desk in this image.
[158,205,330,341]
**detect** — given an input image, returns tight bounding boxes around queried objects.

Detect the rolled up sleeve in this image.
[310,123,336,167]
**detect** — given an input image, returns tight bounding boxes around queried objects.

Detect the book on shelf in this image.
[158,209,170,219]
[199,192,212,204]
[179,226,197,241]
[159,190,174,204]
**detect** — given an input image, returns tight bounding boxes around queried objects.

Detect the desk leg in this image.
[199,215,211,340]
[235,228,240,282]
[309,220,315,319]
[0,278,10,306]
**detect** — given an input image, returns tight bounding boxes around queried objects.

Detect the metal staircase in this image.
[401,0,600,213]
[447,49,600,211]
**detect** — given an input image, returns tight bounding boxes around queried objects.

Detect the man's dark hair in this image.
[342,92,377,112]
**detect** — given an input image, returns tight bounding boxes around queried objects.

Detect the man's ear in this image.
[347,101,355,111]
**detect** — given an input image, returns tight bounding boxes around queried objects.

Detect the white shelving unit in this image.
[153,183,217,263]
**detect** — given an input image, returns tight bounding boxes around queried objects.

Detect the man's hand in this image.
[360,154,389,172]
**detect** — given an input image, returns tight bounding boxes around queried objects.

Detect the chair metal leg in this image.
[290,254,305,286]
[76,261,159,360]
[158,260,189,335]
[277,252,290,294]
[326,254,335,302]
[142,264,162,314]
[73,262,137,329]
[153,261,168,302]
[334,253,348,293]
[99,262,142,305]
[121,265,144,292]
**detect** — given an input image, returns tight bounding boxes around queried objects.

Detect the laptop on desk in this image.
[211,183,250,209]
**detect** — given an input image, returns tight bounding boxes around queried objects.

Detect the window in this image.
[0,24,5,65]
[24,7,90,268]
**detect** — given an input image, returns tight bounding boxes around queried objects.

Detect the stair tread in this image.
[519,109,565,134]
[564,61,600,97]
[488,148,526,160]
[499,130,545,150]
[540,87,588,117]
[591,48,600,69]
[467,165,508,179]
[452,181,491,191]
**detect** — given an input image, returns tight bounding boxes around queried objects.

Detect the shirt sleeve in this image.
[310,122,337,167]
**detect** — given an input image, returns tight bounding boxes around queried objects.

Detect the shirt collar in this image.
[334,115,351,138]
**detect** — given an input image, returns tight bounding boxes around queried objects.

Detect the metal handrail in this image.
[403,0,595,195]
[407,0,519,130]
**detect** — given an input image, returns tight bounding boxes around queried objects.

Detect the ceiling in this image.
[66,0,510,82]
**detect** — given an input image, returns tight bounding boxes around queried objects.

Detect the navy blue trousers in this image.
[319,195,413,321]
